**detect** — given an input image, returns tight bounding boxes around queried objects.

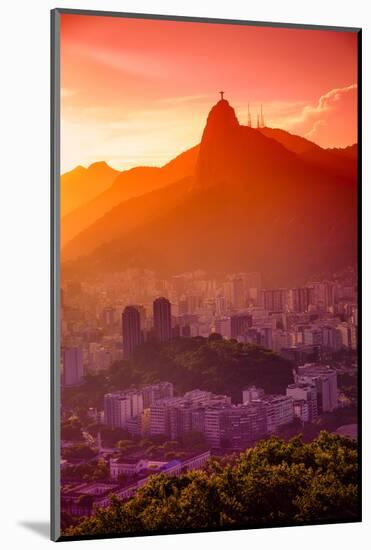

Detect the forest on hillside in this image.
[62,335,294,411]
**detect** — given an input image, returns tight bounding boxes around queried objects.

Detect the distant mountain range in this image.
[61,99,357,287]
[61,161,119,218]
[61,147,198,246]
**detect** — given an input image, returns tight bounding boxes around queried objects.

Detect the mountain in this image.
[61,161,119,217]
[196,100,306,187]
[62,176,192,262]
[61,146,199,247]
[258,127,317,155]
[258,127,357,181]
[61,99,357,287]
[326,143,358,160]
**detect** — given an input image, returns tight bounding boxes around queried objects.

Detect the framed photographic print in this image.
[51,8,361,542]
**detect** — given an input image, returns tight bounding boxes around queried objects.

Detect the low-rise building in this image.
[110,450,211,481]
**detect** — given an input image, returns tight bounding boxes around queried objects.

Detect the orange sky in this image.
[60,13,358,173]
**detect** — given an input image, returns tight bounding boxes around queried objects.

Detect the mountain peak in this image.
[202,98,240,138]
[88,160,118,173]
[196,98,248,186]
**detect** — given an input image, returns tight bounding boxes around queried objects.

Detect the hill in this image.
[61,161,119,217]
[62,337,294,410]
[61,99,357,287]
[259,127,357,181]
[62,176,192,262]
[61,146,199,247]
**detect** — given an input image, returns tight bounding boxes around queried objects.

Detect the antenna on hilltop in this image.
[219,90,225,100]
[247,103,252,127]
[256,113,260,128]
[260,104,265,128]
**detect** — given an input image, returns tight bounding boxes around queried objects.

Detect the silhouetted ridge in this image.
[61,145,199,247]
[196,97,301,187]
[61,161,120,218]
[197,99,242,185]
[63,97,357,286]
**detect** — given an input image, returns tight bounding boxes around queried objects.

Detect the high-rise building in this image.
[230,313,252,338]
[147,390,230,439]
[153,297,172,342]
[104,390,144,429]
[122,306,141,360]
[253,395,294,433]
[220,403,267,448]
[241,272,262,291]
[62,347,84,387]
[142,382,174,408]
[147,400,180,436]
[88,345,112,372]
[322,326,342,351]
[187,295,201,314]
[303,327,323,346]
[215,295,227,317]
[259,326,273,350]
[232,278,245,309]
[288,288,311,313]
[204,403,267,449]
[272,329,295,353]
[296,363,338,412]
[286,383,318,421]
[178,299,188,316]
[260,289,288,312]
[101,306,116,330]
[337,323,357,349]
[215,317,231,338]
[309,281,335,310]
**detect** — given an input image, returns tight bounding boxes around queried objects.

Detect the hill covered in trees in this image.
[63,432,359,538]
[63,336,294,411]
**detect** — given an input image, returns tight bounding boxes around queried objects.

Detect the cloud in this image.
[284,84,357,148]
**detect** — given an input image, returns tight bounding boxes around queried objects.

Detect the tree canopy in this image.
[63,337,294,411]
[65,432,359,537]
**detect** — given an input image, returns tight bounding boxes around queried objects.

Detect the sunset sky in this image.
[60,13,358,173]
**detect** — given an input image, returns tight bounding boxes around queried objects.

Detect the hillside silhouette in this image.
[259,127,357,181]
[61,146,199,246]
[61,98,357,287]
[61,161,119,217]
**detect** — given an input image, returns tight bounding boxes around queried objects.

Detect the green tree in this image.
[63,443,98,460]
[116,439,136,451]
[61,418,83,441]
[65,432,359,538]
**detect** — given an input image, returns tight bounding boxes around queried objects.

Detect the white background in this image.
[0,0,369,548]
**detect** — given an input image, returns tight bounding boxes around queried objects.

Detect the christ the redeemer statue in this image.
[219,91,225,100]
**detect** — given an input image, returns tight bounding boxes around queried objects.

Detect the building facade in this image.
[122,306,141,360]
[153,297,172,342]
[62,347,84,387]
[104,390,144,429]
